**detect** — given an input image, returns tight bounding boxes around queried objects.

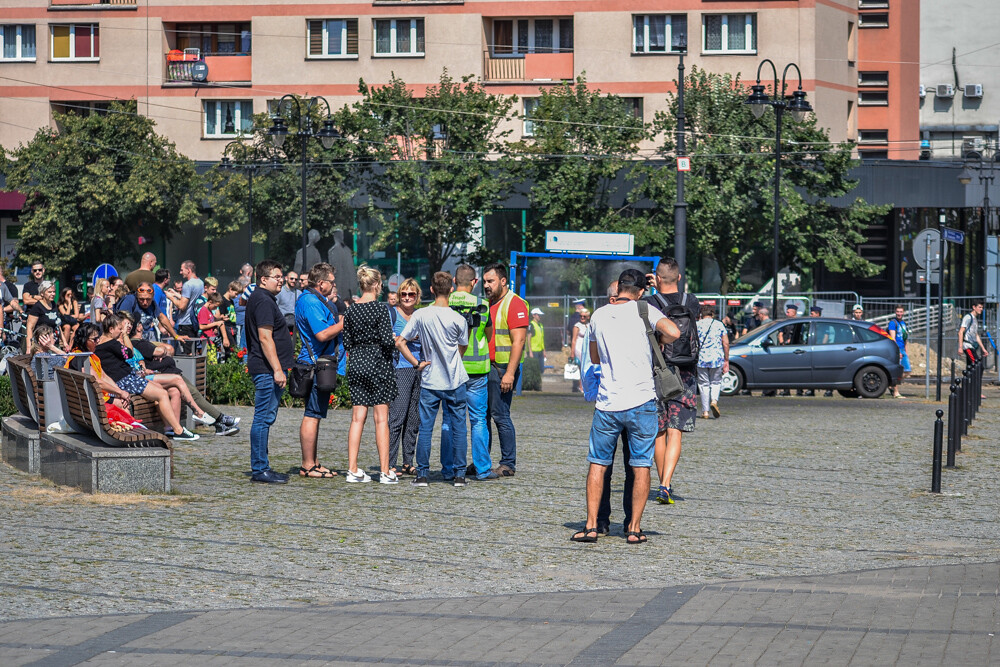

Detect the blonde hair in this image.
[93,278,109,296]
[114,283,130,300]
[398,277,422,301]
[356,265,382,295]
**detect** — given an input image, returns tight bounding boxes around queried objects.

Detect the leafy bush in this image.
[521,357,542,391]
[206,355,352,409]
[0,375,15,417]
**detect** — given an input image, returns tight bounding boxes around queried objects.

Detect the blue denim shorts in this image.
[587,399,657,468]
[304,382,331,420]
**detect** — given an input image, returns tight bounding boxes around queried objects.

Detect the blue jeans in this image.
[587,400,657,468]
[441,374,490,478]
[487,362,519,470]
[250,372,285,474]
[417,385,467,479]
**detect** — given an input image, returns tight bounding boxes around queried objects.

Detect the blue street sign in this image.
[942,227,965,244]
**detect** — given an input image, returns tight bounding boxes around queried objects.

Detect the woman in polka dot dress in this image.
[343,265,399,485]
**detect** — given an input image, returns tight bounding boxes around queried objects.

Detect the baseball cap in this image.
[572,298,586,305]
[852,303,864,311]
[752,301,764,308]
[810,305,823,314]
[530,308,543,315]
[785,303,798,312]
[617,269,647,291]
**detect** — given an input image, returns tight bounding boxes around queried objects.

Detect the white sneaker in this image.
[192,412,216,426]
[345,469,371,483]
[379,470,399,485]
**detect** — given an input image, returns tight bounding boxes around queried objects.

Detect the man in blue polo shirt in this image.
[294,262,343,479]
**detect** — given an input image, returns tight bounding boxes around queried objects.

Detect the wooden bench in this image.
[54,366,173,477]
[6,355,37,425]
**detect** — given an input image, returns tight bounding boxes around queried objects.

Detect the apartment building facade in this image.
[0,0,914,163]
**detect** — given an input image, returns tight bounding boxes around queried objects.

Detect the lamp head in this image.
[957,166,974,186]
[746,84,770,119]
[672,33,687,53]
[788,89,813,122]
[318,118,340,149]
[268,115,289,150]
[431,124,447,142]
[220,155,232,170]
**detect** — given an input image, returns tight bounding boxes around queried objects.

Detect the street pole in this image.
[936,211,946,401]
[772,104,783,317]
[247,165,254,264]
[674,45,687,292]
[300,131,308,275]
[926,233,931,399]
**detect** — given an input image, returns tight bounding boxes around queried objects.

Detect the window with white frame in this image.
[1,25,36,61]
[204,100,253,138]
[374,18,424,56]
[522,98,540,136]
[491,18,573,56]
[50,24,99,61]
[702,14,756,54]
[307,19,358,58]
[632,15,686,54]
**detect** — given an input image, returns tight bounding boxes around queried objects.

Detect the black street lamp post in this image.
[220,141,278,264]
[674,35,688,290]
[959,157,997,371]
[267,95,339,271]
[745,59,813,316]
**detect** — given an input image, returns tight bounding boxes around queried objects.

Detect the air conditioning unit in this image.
[936,84,955,98]
[919,84,926,99]
[965,83,984,98]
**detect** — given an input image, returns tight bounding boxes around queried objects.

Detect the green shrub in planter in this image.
[0,375,15,417]
[206,356,352,409]
[521,357,542,391]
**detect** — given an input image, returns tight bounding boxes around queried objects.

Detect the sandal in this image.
[571,527,599,543]
[299,464,337,478]
[625,530,647,545]
[398,464,417,476]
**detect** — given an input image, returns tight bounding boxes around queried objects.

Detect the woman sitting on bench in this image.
[93,313,200,442]
[66,323,133,409]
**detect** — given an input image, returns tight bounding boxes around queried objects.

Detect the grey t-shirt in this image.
[399,305,469,391]
[961,313,979,350]
[176,278,204,327]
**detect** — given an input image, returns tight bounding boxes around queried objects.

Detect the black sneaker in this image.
[219,414,240,427]
[215,422,240,436]
[453,477,467,487]
[411,476,429,487]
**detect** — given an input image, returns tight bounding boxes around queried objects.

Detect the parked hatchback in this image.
[721,317,903,398]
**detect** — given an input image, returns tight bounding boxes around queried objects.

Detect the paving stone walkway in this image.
[2,381,1000,664]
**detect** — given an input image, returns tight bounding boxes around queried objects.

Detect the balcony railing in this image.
[483,51,573,83]
[165,53,251,85]
[50,0,135,6]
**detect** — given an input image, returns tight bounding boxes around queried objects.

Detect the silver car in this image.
[721,317,904,398]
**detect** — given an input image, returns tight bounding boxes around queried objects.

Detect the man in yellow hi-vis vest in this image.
[528,307,546,368]
[482,262,528,477]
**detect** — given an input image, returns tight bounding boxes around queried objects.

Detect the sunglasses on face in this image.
[399,292,418,298]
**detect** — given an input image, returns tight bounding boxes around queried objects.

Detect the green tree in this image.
[344,71,517,274]
[203,96,362,263]
[510,76,658,250]
[641,67,888,294]
[1,100,201,275]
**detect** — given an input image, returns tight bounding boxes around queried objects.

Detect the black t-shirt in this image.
[28,301,61,329]
[22,280,41,299]
[94,339,134,383]
[743,314,762,332]
[246,287,294,375]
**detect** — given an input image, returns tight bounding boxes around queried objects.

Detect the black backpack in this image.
[652,291,700,366]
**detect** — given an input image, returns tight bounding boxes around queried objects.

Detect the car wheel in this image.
[721,367,744,396]
[853,365,888,398]
[837,389,860,399]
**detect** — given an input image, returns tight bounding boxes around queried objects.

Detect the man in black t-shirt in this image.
[246,259,295,484]
[643,258,700,506]
[21,262,46,308]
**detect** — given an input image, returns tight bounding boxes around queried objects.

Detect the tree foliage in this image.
[1,101,201,275]
[641,67,889,293]
[510,76,660,250]
[344,71,516,274]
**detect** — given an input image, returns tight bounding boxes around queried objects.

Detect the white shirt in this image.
[588,300,667,412]
[399,305,469,391]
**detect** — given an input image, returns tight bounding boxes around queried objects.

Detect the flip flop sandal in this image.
[399,464,417,476]
[299,464,336,478]
[571,527,599,543]
[625,531,648,545]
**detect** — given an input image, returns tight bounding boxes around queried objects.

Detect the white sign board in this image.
[677,157,691,172]
[545,231,634,255]
[387,273,404,292]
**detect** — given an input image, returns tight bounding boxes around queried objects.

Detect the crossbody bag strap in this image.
[637,300,668,371]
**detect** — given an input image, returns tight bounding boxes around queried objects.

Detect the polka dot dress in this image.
[343,301,399,407]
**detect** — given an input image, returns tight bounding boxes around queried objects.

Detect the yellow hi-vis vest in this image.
[494,289,526,364]
[529,320,545,353]
[448,290,490,375]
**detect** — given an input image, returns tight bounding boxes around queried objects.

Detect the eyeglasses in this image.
[137,289,153,295]
[266,274,284,282]
[32,268,44,273]
[399,292,418,298]
[88,336,100,342]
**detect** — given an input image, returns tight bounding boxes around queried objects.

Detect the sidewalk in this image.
[1,561,997,665]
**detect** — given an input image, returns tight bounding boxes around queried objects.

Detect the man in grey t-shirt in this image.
[958,300,988,367]
[165,260,204,337]
[396,271,469,487]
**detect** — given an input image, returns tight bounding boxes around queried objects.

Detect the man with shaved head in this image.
[125,252,158,292]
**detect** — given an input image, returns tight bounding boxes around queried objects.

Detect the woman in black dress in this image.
[25,281,65,353]
[343,266,398,485]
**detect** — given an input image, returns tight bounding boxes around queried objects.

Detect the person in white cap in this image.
[528,307,546,368]
[851,304,865,321]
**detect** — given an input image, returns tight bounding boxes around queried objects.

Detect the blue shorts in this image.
[304,382,331,420]
[587,399,657,468]
[899,349,911,373]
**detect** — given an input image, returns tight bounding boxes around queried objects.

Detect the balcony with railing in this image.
[49,0,135,8]
[483,51,573,83]
[165,50,251,86]
[482,17,574,83]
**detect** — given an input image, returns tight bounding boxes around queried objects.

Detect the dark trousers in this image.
[597,431,634,530]
[487,362,519,470]
[388,366,421,469]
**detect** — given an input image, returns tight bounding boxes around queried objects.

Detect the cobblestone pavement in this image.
[2,382,999,663]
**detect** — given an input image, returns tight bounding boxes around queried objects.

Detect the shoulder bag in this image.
[637,300,684,402]
[288,292,340,397]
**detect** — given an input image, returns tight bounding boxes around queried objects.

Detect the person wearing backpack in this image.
[644,258,700,505]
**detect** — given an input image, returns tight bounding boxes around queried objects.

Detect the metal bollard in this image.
[932,409,944,493]
[962,369,972,436]
[947,381,958,467]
